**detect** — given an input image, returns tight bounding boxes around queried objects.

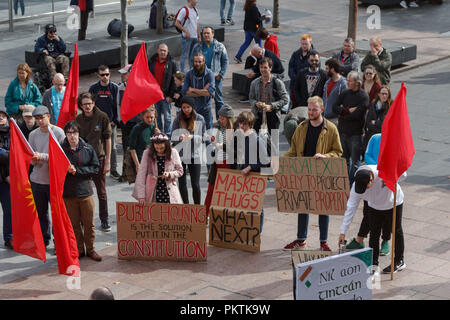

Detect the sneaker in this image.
[399,0,408,8]
[4,240,13,250]
[226,19,235,26]
[234,56,242,64]
[380,240,390,256]
[220,20,227,26]
[239,97,250,103]
[320,241,332,252]
[346,238,365,250]
[383,260,406,274]
[283,240,306,251]
[101,221,111,232]
[110,171,121,180]
[409,1,419,7]
[87,251,102,262]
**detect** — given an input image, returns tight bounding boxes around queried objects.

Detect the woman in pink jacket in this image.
[132,134,183,205]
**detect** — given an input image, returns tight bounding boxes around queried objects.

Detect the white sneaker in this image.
[400,0,408,8]
[409,1,419,7]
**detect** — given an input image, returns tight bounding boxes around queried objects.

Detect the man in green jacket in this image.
[360,37,392,85]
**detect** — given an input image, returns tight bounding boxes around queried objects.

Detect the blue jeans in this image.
[214,78,224,120]
[220,0,236,22]
[14,0,25,15]
[1,182,12,242]
[297,214,330,242]
[340,134,362,184]
[31,182,52,245]
[260,208,264,233]
[196,106,213,131]
[155,99,172,136]
[236,31,262,59]
[180,36,198,73]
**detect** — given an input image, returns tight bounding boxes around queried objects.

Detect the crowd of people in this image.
[1,0,406,274]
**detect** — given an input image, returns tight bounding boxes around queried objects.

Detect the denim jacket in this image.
[323,76,347,119]
[192,39,228,79]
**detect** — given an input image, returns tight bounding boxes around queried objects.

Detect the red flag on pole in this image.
[377,82,415,192]
[9,119,46,262]
[57,43,79,129]
[120,42,164,123]
[48,129,80,275]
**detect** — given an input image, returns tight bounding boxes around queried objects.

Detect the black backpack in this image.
[107,19,134,38]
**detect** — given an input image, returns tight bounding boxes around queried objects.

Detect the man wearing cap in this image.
[0,106,12,249]
[28,105,65,247]
[338,165,407,274]
[35,24,70,79]
[42,73,66,124]
[19,105,38,140]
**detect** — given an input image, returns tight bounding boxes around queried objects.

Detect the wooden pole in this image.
[8,0,13,32]
[272,0,280,28]
[157,0,164,34]
[120,0,128,67]
[347,0,358,42]
[390,183,398,280]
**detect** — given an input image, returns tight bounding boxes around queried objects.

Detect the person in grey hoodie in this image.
[323,58,347,125]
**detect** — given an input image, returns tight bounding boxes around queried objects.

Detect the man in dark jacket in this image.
[70,0,94,41]
[0,106,12,249]
[294,50,327,108]
[62,120,102,261]
[332,38,360,77]
[148,43,178,135]
[34,24,70,79]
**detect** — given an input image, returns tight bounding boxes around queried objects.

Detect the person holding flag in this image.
[0,106,12,249]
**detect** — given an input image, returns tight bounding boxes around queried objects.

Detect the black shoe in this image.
[239,97,250,103]
[101,221,111,232]
[234,56,242,64]
[4,240,13,250]
[383,260,406,274]
[110,171,121,180]
[226,19,235,25]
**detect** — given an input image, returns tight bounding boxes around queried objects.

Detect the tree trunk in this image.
[157,0,164,34]
[347,0,358,42]
[272,0,279,28]
[120,0,128,67]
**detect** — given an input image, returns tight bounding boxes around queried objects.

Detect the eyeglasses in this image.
[100,73,110,77]
[365,72,374,75]
[310,59,319,63]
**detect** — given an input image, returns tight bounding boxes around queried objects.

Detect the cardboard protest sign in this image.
[294,248,373,300]
[116,202,207,262]
[209,169,267,253]
[291,250,334,266]
[274,157,350,215]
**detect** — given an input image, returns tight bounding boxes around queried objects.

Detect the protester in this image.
[361,37,392,85]
[288,34,316,108]
[332,71,369,183]
[34,24,70,80]
[89,65,120,180]
[283,106,308,145]
[42,73,66,124]
[234,0,263,64]
[361,65,382,103]
[14,0,25,16]
[171,96,206,204]
[192,26,229,120]
[220,0,236,25]
[172,72,185,113]
[5,63,42,122]
[70,0,93,41]
[28,106,65,247]
[181,52,215,130]
[323,58,347,126]
[132,133,184,205]
[62,121,102,261]
[294,50,327,108]
[256,27,279,58]
[332,38,360,77]
[339,165,407,274]
[89,287,115,300]
[129,106,160,171]
[149,43,178,136]
[0,107,12,250]
[18,105,38,140]
[175,0,201,73]
[75,92,112,232]
[249,57,289,132]
[204,104,236,215]
[283,96,343,251]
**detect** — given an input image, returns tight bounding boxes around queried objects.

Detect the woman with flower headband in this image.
[132,133,183,205]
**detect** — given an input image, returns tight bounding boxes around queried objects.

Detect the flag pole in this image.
[390,182,397,280]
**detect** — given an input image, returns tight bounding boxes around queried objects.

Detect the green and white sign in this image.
[295,248,373,300]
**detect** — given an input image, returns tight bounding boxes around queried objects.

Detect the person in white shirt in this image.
[338,165,407,274]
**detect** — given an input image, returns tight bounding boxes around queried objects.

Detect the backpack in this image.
[107,19,134,37]
[174,6,198,33]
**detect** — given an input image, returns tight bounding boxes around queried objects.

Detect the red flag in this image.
[377,83,415,192]
[48,129,80,275]
[9,120,46,262]
[57,43,79,129]
[121,42,164,123]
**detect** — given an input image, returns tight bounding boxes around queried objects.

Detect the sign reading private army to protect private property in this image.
[116,202,207,262]
[209,169,267,253]
[295,248,373,300]
[274,157,350,215]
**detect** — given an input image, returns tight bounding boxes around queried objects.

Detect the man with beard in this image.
[181,52,215,130]
[283,96,342,252]
[323,58,347,126]
[293,51,327,108]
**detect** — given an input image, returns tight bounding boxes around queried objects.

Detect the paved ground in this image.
[0,0,449,300]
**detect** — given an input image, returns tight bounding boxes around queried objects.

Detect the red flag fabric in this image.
[377,83,415,192]
[9,119,46,262]
[120,42,165,123]
[48,129,80,275]
[57,43,79,129]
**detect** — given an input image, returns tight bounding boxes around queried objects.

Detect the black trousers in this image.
[78,10,89,41]
[178,162,201,205]
[369,203,404,266]
[358,200,391,241]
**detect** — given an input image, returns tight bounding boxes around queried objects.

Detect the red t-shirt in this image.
[327,79,337,97]
[154,57,167,89]
[264,34,279,58]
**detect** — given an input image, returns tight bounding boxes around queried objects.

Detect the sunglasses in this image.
[365,72,374,75]
[100,73,110,77]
